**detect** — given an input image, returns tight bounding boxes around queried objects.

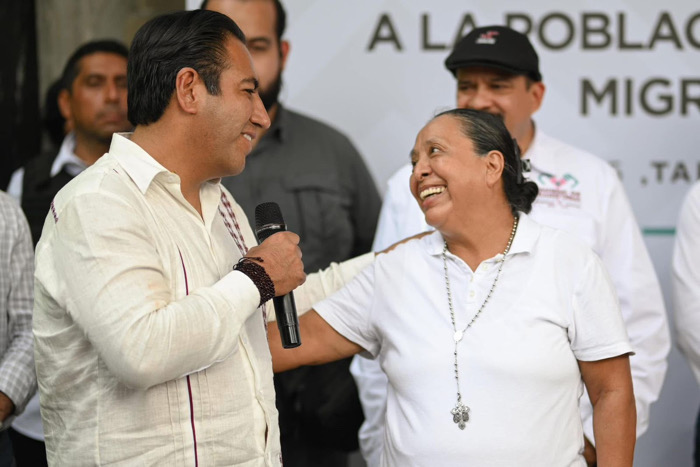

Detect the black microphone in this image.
[254,202,301,349]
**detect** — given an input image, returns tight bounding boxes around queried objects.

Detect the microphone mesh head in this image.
[255,202,284,231]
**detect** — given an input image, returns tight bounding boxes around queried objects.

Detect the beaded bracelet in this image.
[233,256,275,306]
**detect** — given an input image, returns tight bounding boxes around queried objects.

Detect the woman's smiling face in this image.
[409,114,494,231]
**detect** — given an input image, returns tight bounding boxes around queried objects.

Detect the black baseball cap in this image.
[445,26,542,82]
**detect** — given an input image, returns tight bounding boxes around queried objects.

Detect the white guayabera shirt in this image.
[32,133,373,467]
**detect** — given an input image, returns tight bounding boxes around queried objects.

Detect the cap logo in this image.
[476,30,499,45]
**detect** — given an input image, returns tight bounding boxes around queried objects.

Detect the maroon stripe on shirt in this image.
[178,247,199,466]
[218,190,268,324]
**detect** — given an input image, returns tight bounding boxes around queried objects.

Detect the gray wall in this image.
[36,0,183,99]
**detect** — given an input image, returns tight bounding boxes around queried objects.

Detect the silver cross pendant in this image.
[451,400,470,430]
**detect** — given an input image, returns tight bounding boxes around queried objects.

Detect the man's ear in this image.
[280,40,290,71]
[57,88,72,121]
[529,81,545,114]
[484,150,505,187]
[174,67,203,115]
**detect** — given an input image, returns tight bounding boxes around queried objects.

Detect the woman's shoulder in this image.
[527,215,601,268]
[374,231,442,266]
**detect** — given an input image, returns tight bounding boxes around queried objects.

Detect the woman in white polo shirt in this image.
[269,109,636,466]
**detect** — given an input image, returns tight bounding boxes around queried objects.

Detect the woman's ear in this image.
[484,150,505,187]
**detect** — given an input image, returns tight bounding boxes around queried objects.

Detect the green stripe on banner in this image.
[643,228,676,236]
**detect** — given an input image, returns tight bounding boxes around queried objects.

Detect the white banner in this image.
[189,1,700,464]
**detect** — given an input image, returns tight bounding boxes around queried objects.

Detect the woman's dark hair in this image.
[127,10,246,126]
[434,108,538,215]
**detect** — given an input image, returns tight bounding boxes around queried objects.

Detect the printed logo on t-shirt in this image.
[535,172,582,208]
[476,31,499,45]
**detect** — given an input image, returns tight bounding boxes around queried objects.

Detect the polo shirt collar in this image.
[523,123,555,173]
[508,212,539,256]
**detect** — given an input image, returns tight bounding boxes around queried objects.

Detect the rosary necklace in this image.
[442,216,519,430]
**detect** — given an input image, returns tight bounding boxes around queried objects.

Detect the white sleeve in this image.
[372,165,427,251]
[277,252,375,320]
[6,168,24,201]
[569,252,634,362]
[350,355,387,467]
[579,176,670,441]
[314,262,379,356]
[41,191,262,390]
[672,182,700,387]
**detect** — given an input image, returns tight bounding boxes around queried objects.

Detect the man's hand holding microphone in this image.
[238,202,304,348]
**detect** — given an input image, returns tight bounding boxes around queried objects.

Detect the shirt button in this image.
[469,290,475,298]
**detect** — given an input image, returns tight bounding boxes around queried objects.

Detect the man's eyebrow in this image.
[242,77,259,89]
[246,37,272,46]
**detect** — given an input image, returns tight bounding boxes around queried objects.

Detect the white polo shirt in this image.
[361,129,667,457]
[317,214,632,466]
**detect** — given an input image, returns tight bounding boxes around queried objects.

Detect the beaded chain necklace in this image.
[442,216,519,430]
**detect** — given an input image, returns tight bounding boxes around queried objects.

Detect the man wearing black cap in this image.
[354,25,670,466]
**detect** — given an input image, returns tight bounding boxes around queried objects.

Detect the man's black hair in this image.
[60,39,128,92]
[43,79,67,148]
[200,0,287,41]
[127,9,246,126]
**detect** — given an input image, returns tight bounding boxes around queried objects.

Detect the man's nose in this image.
[251,93,271,129]
[460,87,492,111]
[105,80,122,102]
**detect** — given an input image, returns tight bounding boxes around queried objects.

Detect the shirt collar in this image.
[507,212,539,256]
[50,133,86,177]
[108,132,172,194]
[108,132,224,229]
[523,124,555,173]
[423,212,539,258]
